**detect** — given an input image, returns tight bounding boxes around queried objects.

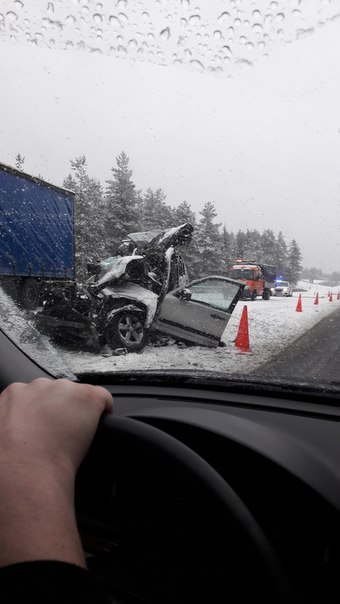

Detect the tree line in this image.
[15,152,303,283]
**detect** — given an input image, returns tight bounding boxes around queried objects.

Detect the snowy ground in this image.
[49,280,340,376]
[0,280,339,378]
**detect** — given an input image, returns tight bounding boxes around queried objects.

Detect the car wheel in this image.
[106,311,147,352]
[20,279,41,309]
[262,289,270,300]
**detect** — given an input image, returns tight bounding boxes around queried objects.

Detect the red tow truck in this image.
[228,259,277,301]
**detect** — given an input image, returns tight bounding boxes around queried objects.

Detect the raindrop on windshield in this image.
[93,13,102,25]
[118,0,127,8]
[160,26,170,41]
[189,14,200,26]
[213,30,223,40]
[109,15,121,27]
[217,12,230,23]
[14,0,24,8]
[65,15,76,25]
[6,11,18,23]
[117,44,128,57]
[47,2,54,14]
[252,10,262,20]
[190,59,204,72]
[118,13,128,25]
[275,13,285,23]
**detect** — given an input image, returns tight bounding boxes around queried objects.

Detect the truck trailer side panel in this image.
[0,164,75,279]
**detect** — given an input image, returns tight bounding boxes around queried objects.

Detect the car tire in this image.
[106,311,147,352]
[262,289,270,300]
[251,290,257,301]
[20,279,41,309]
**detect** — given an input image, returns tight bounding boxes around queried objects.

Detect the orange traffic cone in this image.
[235,305,250,352]
[314,292,319,305]
[296,293,302,312]
[329,292,333,302]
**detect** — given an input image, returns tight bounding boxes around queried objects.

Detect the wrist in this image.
[0,463,85,568]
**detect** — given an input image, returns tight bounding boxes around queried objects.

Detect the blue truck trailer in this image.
[0,162,75,309]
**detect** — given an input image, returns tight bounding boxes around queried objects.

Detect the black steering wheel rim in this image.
[77,415,291,603]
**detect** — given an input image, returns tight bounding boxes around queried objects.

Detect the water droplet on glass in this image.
[66,15,76,25]
[270,1,278,9]
[160,26,170,41]
[184,48,192,57]
[119,12,128,25]
[109,15,121,27]
[239,35,247,45]
[292,9,301,18]
[252,23,263,34]
[181,0,190,7]
[93,13,102,24]
[234,18,241,27]
[6,11,18,22]
[14,0,24,9]
[264,14,273,26]
[222,45,232,57]
[128,38,137,48]
[275,13,285,23]
[117,44,127,57]
[190,59,204,72]
[180,17,187,27]
[217,11,230,23]
[47,3,54,14]
[246,41,254,50]
[213,30,223,40]
[189,14,200,26]
[142,11,149,21]
[118,0,127,8]
[252,9,262,20]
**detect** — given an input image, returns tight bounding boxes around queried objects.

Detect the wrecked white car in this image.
[35,224,244,352]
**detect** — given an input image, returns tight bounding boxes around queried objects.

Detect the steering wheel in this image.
[76,416,292,603]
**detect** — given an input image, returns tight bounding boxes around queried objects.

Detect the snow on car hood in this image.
[96,255,145,287]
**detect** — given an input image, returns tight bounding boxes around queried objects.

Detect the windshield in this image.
[0,0,339,392]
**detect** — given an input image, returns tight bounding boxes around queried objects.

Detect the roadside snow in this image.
[59,280,340,376]
[0,280,339,378]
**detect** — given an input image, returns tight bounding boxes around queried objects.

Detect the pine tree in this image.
[260,229,276,264]
[15,153,25,171]
[234,230,247,259]
[105,152,139,249]
[243,229,262,261]
[63,156,107,280]
[287,239,303,284]
[191,202,223,278]
[140,188,173,230]
[173,201,198,279]
[273,231,288,278]
[221,227,235,273]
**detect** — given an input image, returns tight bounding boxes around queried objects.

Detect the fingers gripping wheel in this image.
[76,416,292,604]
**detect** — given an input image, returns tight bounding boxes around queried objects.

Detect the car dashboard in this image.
[74,378,340,604]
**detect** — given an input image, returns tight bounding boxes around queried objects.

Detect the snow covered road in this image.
[0,280,339,379]
[59,280,340,377]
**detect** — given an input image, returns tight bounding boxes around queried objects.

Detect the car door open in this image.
[154,277,244,347]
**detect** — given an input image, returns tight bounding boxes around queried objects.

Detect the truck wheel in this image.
[251,290,257,301]
[262,289,271,300]
[106,311,147,352]
[20,279,41,309]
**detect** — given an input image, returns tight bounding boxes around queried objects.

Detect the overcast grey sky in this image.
[0,0,340,272]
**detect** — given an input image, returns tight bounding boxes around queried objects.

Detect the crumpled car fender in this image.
[105,304,154,329]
